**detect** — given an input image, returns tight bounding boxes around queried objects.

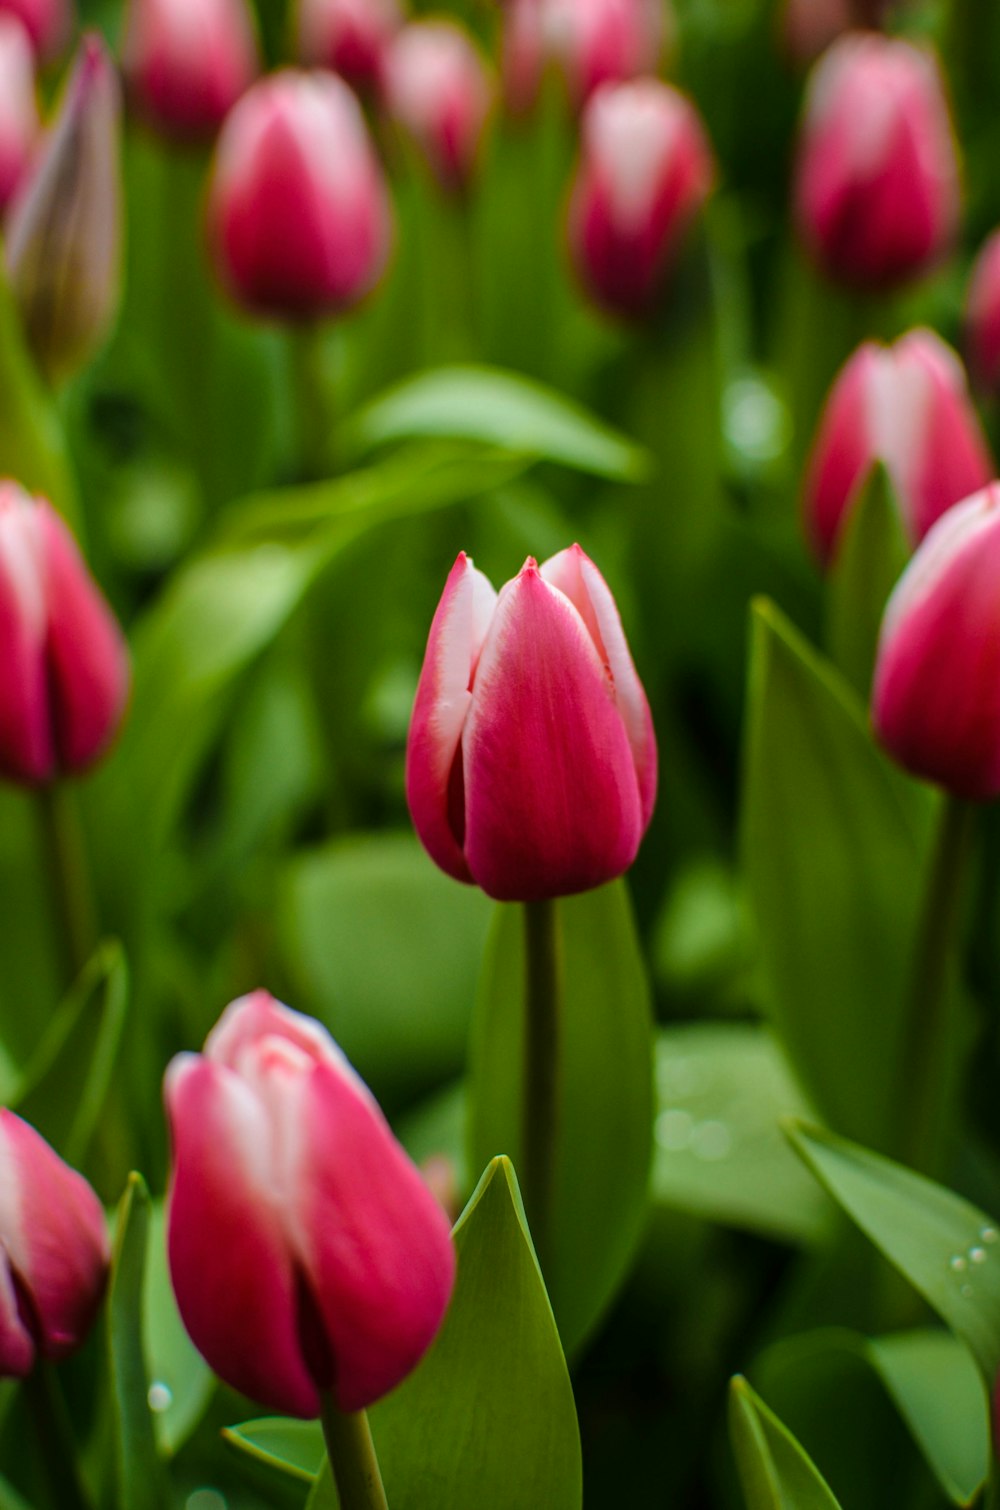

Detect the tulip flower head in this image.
[794,33,959,289]
[0,0,70,61]
[567,78,714,318]
[0,1109,109,1377]
[503,0,667,114]
[121,0,260,143]
[407,546,657,902]
[780,0,893,65]
[165,992,455,1417]
[873,485,1000,800]
[965,229,1000,395]
[207,69,394,321]
[383,20,495,193]
[0,16,37,214]
[803,329,994,567]
[295,0,401,95]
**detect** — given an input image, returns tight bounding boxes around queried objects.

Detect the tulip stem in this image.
[24,1362,95,1510]
[320,1397,389,1510]
[290,321,333,481]
[36,782,97,985]
[522,897,561,1271]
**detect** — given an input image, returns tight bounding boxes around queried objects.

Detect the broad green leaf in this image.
[345,365,651,481]
[786,1122,1000,1384]
[223,1420,323,1483]
[742,599,936,1153]
[143,1204,213,1455]
[0,268,77,526]
[108,1174,170,1510]
[868,1331,988,1506]
[825,464,910,701]
[652,1024,831,1245]
[0,1472,31,1510]
[305,1462,339,1509]
[729,1376,843,1510]
[468,882,653,1353]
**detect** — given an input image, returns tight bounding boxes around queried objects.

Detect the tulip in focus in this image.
[165,991,455,1416]
[503,0,667,114]
[207,69,393,321]
[872,485,1000,800]
[5,33,122,385]
[965,230,1000,394]
[803,329,993,567]
[407,545,657,902]
[0,16,37,214]
[383,20,494,193]
[567,78,714,318]
[121,0,259,143]
[295,0,401,95]
[794,33,959,289]
[0,1109,109,1376]
[0,0,70,61]
[0,482,130,786]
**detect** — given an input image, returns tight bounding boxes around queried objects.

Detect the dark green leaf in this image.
[305,1462,339,1510]
[0,268,77,526]
[825,464,910,701]
[729,1375,843,1510]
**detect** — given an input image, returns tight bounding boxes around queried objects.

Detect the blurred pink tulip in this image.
[383,20,494,192]
[122,0,259,142]
[165,991,455,1417]
[0,1110,109,1377]
[873,485,1000,799]
[567,78,714,318]
[295,0,401,95]
[965,229,1000,394]
[803,330,993,567]
[0,0,70,61]
[794,33,959,289]
[407,545,657,902]
[0,483,129,786]
[780,0,893,65]
[503,0,667,114]
[0,17,37,213]
[206,69,393,320]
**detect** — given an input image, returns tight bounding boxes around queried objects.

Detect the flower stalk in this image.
[321,1397,389,1510]
[522,896,561,1269]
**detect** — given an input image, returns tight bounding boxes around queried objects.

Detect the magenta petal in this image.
[803,343,880,564]
[164,1055,320,1417]
[0,495,51,782]
[0,1257,34,1376]
[205,989,339,1073]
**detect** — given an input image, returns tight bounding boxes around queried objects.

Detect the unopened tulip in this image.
[295,0,401,94]
[965,230,1000,394]
[0,17,37,213]
[207,69,393,320]
[873,485,1000,799]
[803,329,993,567]
[0,0,70,61]
[121,0,259,143]
[794,33,959,289]
[5,33,122,385]
[407,545,657,902]
[0,1110,109,1376]
[383,20,494,192]
[503,0,666,114]
[780,0,892,65]
[0,482,130,786]
[165,991,455,1417]
[567,78,714,318]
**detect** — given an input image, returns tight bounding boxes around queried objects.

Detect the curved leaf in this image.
[730,1376,843,1510]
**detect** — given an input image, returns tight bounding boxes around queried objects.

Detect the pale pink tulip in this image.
[0,17,37,213]
[121,0,259,142]
[383,20,494,192]
[503,0,667,114]
[0,0,70,61]
[295,0,401,94]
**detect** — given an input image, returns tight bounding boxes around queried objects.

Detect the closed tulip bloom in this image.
[407,545,657,902]
[873,486,1000,799]
[0,1110,109,1377]
[122,0,259,143]
[165,991,455,1417]
[794,33,959,289]
[780,0,893,65]
[295,0,401,94]
[503,0,666,114]
[5,33,122,385]
[965,230,1000,394]
[207,70,393,320]
[0,17,37,213]
[383,20,494,192]
[0,483,130,786]
[0,0,70,61]
[568,78,714,318]
[803,330,993,567]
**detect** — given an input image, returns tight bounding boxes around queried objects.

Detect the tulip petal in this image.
[0,492,51,782]
[803,343,882,563]
[0,1256,34,1377]
[205,988,339,1073]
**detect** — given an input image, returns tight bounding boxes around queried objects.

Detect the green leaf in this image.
[305,1462,339,1509]
[868,1331,988,1506]
[0,267,77,526]
[345,365,651,481]
[729,1376,844,1510]
[468,881,653,1353]
[825,464,910,701]
[107,1174,170,1510]
[741,599,936,1153]
[786,1122,1000,1384]
[0,1470,32,1510]
[143,1203,213,1455]
[222,1419,324,1483]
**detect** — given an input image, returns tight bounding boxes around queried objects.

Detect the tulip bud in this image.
[780,0,893,66]
[121,0,259,143]
[165,991,455,1417]
[0,17,37,213]
[5,33,122,386]
[803,329,994,567]
[567,78,714,318]
[0,1110,109,1377]
[0,0,71,62]
[793,33,959,289]
[383,20,495,193]
[872,485,1000,799]
[503,0,667,115]
[0,482,130,786]
[206,69,394,321]
[295,0,401,95]
[965,230,1000,394]
[407,545,657,902]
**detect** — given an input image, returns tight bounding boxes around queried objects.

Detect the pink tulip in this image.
[567,78,714,318]
[803,330,994,567]
[0,482,130,786]
[0,16,37,213]
[780,0,892,65]
[121,0,259,143]
[872,485,1000,799]
[503,0,667,114]
[407,545,657,902]
[0,0,70,61]
[383,20,495,193]
[295,0,401,95]
[965,230,1000,394]
[206,69,394,321]
[164,992,455,1417]
[0,1110,109,1376]
[794,33,959,289]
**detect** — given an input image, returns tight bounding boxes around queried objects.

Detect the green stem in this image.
[24,1363,94,1510]
[36,782,97,984]
[320,1397,388,1510]
[521,897,561,1269]
[290,321,334,481]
